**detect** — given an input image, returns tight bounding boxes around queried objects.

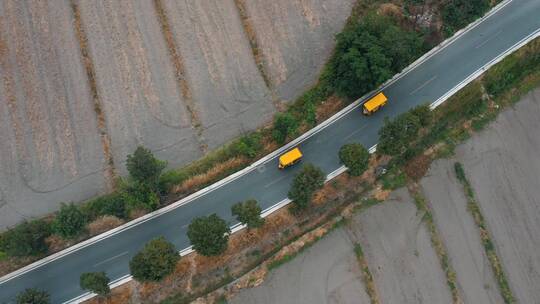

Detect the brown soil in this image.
[403,154,432,181]
[316,95,344,122]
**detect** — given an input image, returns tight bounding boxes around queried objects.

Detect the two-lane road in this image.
[1,0,539,302]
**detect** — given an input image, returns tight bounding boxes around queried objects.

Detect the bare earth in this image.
[349,188,452,304]
[455,88,540,303]
[0,0,107,228]
[230,228,370,304]
[242,0,356,102]
[421,159,504,304]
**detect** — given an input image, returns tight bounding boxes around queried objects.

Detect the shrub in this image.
[272,113,299,144]
[288,164,326,211]
[123,181,160,213]
[80,272,110,296]
[16,288,50,304]
[53,203,86,239]
[126,146,167,190]
[339,143,370,176]
[82,193,127,220]
[377,112,421,156]
[187,214,230,256]
[234,133,262,159]
[231,199,264,229]
[442,0,490,36]
[129,237,179,282]
[0,220,51,257]
[410,104,432,127]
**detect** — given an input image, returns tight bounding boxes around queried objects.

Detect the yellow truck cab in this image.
[363,92,388,115]
[278,147,303,169]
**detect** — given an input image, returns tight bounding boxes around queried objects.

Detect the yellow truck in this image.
[278,147,303,169]
[362,92,388,115]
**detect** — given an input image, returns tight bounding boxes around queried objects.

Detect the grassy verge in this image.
[453,163,515,304]
[410,187,460,303]
[354,243,380,304]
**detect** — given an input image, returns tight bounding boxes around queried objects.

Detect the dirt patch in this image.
[316,95,345,122]
[403,154,432,180]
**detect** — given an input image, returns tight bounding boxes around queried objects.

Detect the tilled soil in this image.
[0,0,108,229]
[230,228,370,304]
[455,88,540,303]
[421,159,504,304]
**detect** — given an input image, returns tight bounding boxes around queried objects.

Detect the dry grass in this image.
[87,216,124,236]
[316,95,344,122]
[403,154,432,180]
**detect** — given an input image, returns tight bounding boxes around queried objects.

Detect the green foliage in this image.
[53,203,86,239]
[126,146,167,190]
[231,199,264,229]
[303,101,317,127]
[339,143,370,176]
[442,0,490,36]
[288,164,326,211]
[0,220,51,257]
[187,214,230,256]
[380,168,407,190]
[82,193,127,220]
[129,237,179,282]
[272,113,299,144]
[378,112,421,156]
[16,288,50,304]
[410,104,432,127]
[122,181,159,213]
[326,13,424,99]
[234,133,262,159]
[80,272,110,296]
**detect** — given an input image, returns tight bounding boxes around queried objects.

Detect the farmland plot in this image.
[0,0,108,229]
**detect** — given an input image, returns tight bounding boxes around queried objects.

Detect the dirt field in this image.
[230,228,370,304]
[349,188,453,304]
[421,159,504,304]
[160,0,276,150]
[455,88,540,303]
[241,0,355,102]
[0,0,108,229]
[77,0,202,172]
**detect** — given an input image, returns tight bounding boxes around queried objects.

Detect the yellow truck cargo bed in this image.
[278,147,303,169]
[363,92,388,115]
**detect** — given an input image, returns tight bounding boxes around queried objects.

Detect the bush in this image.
[377,112,421,156]
[126,146,167,190]
[326,13,424,99]
[80,272,110,296]
[0,220,51,257]
[272,113,299,144]
[123,181,160,213]
[129,237,179,282]
[442,0,490,36]
[231,199,264,229]
[16,288,50,304]
[82,193,127,220]
[410,104,432,127]
[234,133,262,159]
[288,164,326,211]
[187,214,230,256]
[53,203,86,239]
[339,143,370,176]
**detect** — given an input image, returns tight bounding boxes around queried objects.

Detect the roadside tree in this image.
[339,143,370,176]
[231,199,264,229]
[16,288,50,304]
[129,237,178,282]
[187,214,230,256]
[0,220,51,257]
[288,164,326,211]
[272,113,299,144]
[53,203,86,239]
[80,272,110,296]
[126,146,167,190]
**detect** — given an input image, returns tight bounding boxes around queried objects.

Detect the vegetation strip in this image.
[453,163,515,304]
[410,186,460,304]
[353,243,380,304]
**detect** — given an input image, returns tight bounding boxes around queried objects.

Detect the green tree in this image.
[288,164,326,211]
[410,104,432,127]
[442,0,490,35]
[272,113,299,144]
[231,199,264,229]
[187,214,230,256]
[0,220,51,257]
[377,112,421,156]
[53,203,86,239]
[339,143,370,176]
[80,272,110,296]
[123,181,160,212]
[129,237,179,282]
[126,146,167,190]
[16,288,50,304]
[235,133,262,158]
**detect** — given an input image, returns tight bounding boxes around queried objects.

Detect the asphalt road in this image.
[2,0,540,302]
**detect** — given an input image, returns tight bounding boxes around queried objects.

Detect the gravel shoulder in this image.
[455,88,540,303]
[421,159,504,304]
[350,188,453,304]
[230,228,370,304]
[0,0,107,229]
